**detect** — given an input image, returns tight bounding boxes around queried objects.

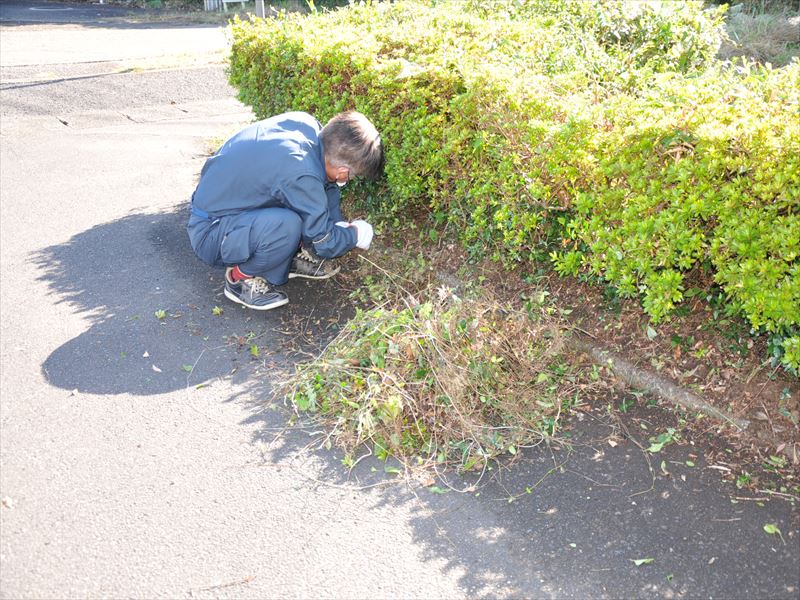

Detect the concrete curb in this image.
[572,336,752,431]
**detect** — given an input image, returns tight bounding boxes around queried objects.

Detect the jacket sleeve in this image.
[284,175,357,258]
[324,183,345,223]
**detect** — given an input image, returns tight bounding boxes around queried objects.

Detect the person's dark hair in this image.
[320,111,384,181]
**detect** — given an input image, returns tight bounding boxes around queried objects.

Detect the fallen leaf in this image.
[763,523,786,544]
[632,558,655,566]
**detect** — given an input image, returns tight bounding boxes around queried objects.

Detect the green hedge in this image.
[228,0,800,372]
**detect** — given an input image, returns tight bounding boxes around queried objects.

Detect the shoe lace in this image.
[296,247,320,264]
[248,276,271,295]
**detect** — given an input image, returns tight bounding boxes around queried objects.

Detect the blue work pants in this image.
[188,207,301,285]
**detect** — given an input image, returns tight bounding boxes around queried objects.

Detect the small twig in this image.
[357,253,415,295]
[349,447,374,470]
[288,348,318,359]
[505,452,573,502]
[739,365,780,414]
[263,425,290,449]
[407,481,459,551]
[316,426,338,452]
[287,463,398,491]
[616,418,656,498]
[301,306,316,337]
[195,575,255,592]
[432,462,481,494]
[564,469,624,488]
[759,399,775,434]
[757,489,800,501]
[184,347,207,384]
[573,326,597,340]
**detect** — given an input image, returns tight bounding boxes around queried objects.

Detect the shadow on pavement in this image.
[35,205,352,397]
[34,206,799,599]
[254,395,800,599]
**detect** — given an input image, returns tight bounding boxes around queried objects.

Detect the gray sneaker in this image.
[224,269,289,311]
[288,247,341,280]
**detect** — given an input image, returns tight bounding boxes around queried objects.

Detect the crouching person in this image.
[188,111,384,310]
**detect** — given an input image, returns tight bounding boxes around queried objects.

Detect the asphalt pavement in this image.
[0,2,798,598]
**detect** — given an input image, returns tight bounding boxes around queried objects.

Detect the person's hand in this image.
[351,219,374,250]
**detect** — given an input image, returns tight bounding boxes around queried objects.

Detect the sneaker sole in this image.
[288,266,341,280]
[224,287,289,311]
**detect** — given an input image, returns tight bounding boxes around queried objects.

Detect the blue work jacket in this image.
[189,112,357,259]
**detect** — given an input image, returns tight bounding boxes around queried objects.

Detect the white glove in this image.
[351,219,374,250]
